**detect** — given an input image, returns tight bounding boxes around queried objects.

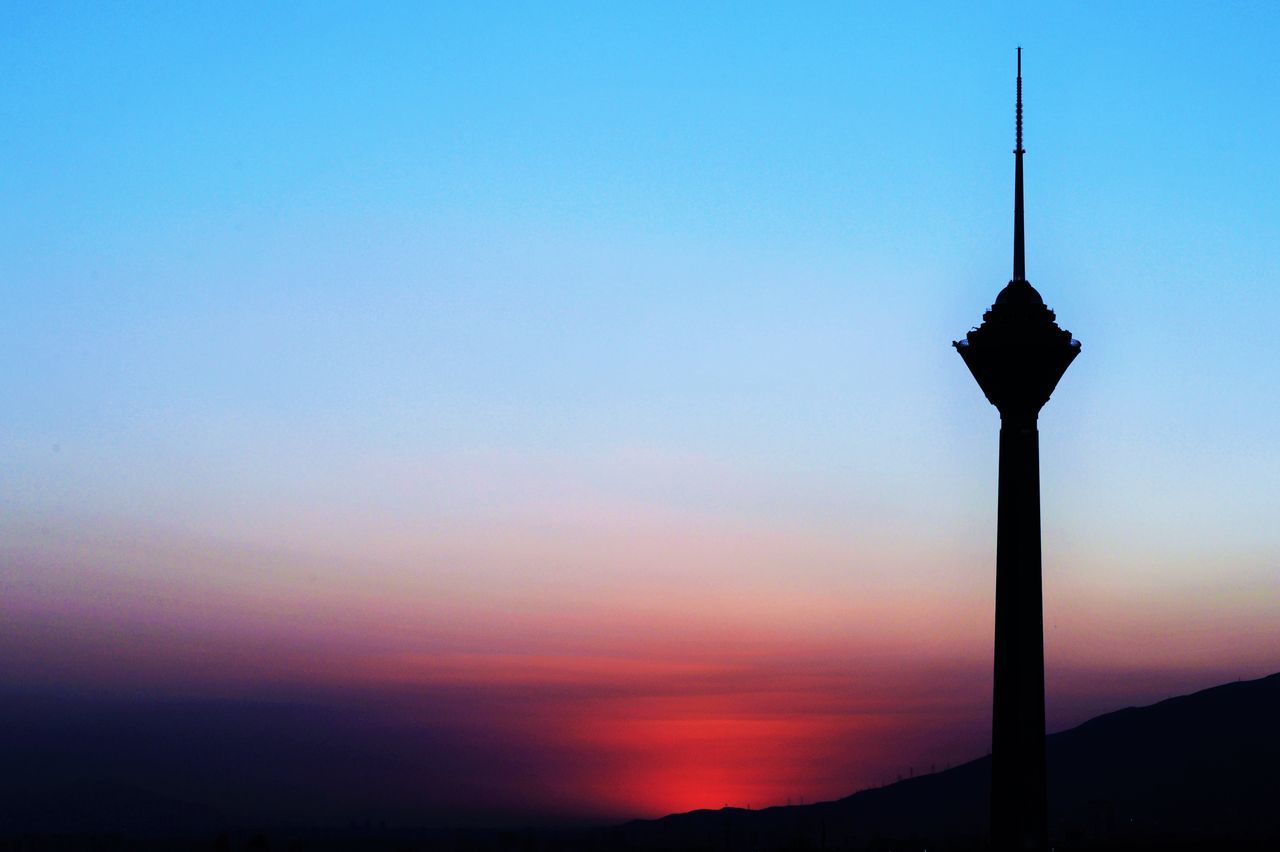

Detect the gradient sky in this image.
[3,1,1280,827]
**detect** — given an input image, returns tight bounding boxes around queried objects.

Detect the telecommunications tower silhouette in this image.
[954,49,1081,852]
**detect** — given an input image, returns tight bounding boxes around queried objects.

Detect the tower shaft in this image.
[991,412,1047,850]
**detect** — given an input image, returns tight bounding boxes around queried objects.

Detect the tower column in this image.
[991,410,1047,851]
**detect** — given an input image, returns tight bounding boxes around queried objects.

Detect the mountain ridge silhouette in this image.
[613,671,1280,849]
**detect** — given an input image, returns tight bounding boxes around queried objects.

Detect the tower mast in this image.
[1013,47,1025,282]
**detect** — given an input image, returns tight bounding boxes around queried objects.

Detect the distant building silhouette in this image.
[953,49,1081,852]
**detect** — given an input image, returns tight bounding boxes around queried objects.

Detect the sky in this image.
[3,0,1280,829]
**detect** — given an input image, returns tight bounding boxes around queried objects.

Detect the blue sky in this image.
[7,2,1280,557]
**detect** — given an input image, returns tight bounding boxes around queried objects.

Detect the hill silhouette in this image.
[611,672,1280,850]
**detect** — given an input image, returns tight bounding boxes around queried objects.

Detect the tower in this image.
[953,50,1081,851]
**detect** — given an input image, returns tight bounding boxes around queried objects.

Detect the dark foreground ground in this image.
[4,826,1280,852]
[5,673,1279,852]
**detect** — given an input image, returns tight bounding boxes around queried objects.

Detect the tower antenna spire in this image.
[1013,47,1025,281]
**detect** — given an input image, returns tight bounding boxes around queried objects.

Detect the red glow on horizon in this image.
[350,651,994,818]
[569,709,877,816]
